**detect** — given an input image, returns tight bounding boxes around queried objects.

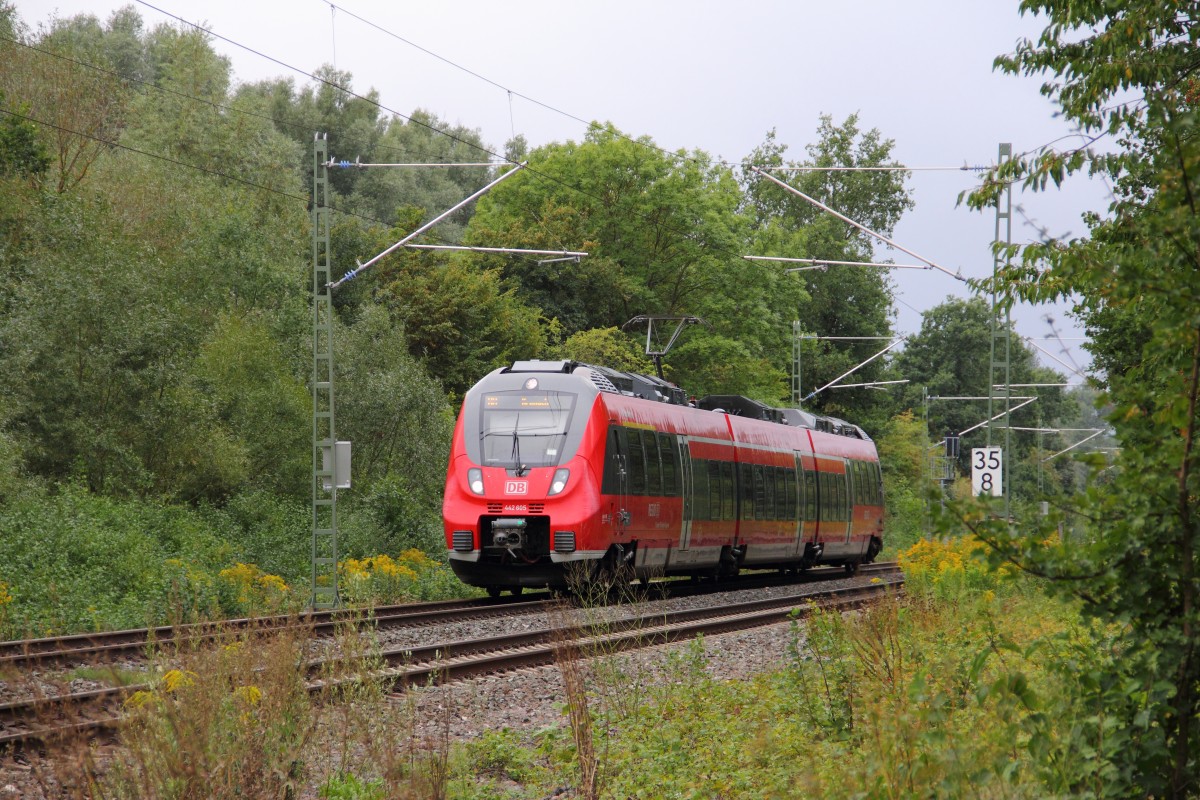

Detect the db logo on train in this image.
[505,480,528,495]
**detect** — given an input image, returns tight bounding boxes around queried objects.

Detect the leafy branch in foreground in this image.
[955,2,1200,795]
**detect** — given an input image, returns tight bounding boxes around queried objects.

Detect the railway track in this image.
[0,562,897,671]
[0,567,901,748]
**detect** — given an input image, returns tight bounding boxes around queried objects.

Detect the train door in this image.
[812,456,851,556]
[677,436,693,551]
[791,452,805,559]
[602,425,630,538]
[838,458,853,544]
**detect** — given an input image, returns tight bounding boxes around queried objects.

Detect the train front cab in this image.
[443,364,611,594]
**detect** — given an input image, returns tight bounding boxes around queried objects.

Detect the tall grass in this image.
[15,535,1107,798]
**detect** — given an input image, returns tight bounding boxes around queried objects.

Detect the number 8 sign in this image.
[971,447,1003,497]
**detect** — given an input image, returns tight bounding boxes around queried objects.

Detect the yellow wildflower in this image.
[257,574,288,593]
[125,690,156,709]
[162,669,197,693]
[233,685,262,707]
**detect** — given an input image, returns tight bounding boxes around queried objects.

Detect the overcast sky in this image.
[17,0,1105,378]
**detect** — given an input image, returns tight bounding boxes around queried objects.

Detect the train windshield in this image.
[478,391,578,470]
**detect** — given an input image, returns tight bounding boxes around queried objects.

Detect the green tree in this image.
[344,108,492,235]
[874,409,935,551]
[330,208,547,397]
[554,327,655,374]
[333,304,455,553]
[894,296,1073,493]
[0,91,50,180]
[465,124,799,398]
[0,9,129,193]
[0,7,310,502]
[468,125,748,331]
[247,64,385,202]
[962,2,1200,794]
[743,115,913,429]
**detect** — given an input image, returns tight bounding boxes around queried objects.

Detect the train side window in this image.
[782,470,792,520]
[795,462,805,519]
[659,433,678,497]
[828,472,841,521]
[705,460,720,520]
[740,463,754,520]
[804,467,817,521]
[751,465,765,520]
[836,472,846,521]
[874,462,883,504]
[720,462,736,520]
[767,466,777,520]
[841,473,850,520]
[692,458,709,519]
[644,433,662,496]
[816,472,825,521]
[601,426,623,495]
[787,470,796,520]
[831,473,840,520]
[767,466,779,521]
[627,430,646,495]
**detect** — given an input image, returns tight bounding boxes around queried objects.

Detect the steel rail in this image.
[0,570,900,748]
[316,576,903,692]
[0,595,543,669]
[0,563,897,670]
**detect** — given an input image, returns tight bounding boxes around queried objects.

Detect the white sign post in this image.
[971,447,1003,497]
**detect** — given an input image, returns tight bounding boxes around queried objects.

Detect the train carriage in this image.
[443,360,883,595]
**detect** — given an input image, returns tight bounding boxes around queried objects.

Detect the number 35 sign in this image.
[971,447,1003,497]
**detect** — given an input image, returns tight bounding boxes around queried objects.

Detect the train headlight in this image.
[548,468,570,496]
[468,468,484,495]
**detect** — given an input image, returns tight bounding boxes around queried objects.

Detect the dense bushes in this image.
[0,485,466,638]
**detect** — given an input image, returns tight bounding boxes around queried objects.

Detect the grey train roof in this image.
[500,360,870,440]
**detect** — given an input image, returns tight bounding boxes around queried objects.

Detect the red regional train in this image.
[443,360,884,595]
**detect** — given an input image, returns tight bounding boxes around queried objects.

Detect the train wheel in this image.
[844,561,860,576]
[510,585,524,596]
[486,586,503,598]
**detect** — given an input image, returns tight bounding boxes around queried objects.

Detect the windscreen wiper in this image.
[510,421,528,476]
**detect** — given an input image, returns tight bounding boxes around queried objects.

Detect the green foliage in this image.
[895,296,1075,496]
[103,627,315,799]
[216,489,311,580]
[332,304,455,542]
[319,773,386,800]
[463,124,819,398]
[554,326,655,374]
[570,592,1093,799]
[960,1,1200,793]
[874,411,936,552]
[463,728,545,786]
[371,251,548,398]
[0,485,232,636]
[0,91,50,179]
[190,311,311,499]
[743,115,913,428]
[0,9,130,194]
[0,8,309,503]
